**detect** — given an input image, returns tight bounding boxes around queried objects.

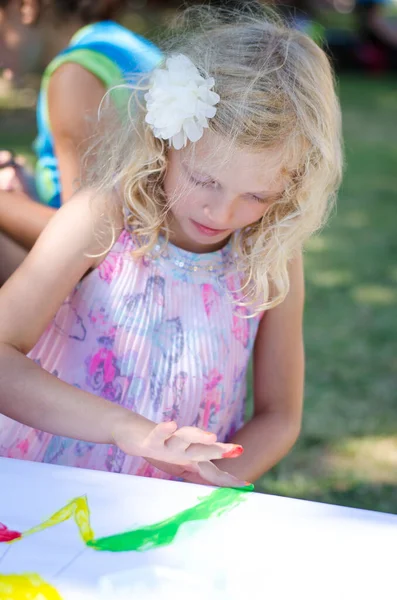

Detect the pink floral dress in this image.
[0,228,263,478]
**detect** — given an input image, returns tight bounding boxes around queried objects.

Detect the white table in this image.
[0,457,396,600]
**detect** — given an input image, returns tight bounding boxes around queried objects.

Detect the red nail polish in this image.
[222,445,243,459]
[244,482,255,491]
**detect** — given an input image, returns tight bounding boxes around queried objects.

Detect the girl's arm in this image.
[0,63,106,249]
[0,191,126,437]
[213,253,305,482]
[0,193,243,482]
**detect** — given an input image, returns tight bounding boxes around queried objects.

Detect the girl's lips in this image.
[190,219,229,237]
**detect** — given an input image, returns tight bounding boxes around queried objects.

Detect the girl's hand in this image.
[144,456,251,489]
[113,418,251,487]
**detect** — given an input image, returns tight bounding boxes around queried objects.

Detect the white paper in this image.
[0,457,396,600]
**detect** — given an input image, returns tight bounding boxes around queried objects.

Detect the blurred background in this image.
[1,0,396,514]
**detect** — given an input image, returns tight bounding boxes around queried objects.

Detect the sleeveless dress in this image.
[34,21,162,208]
[0,229,263,479]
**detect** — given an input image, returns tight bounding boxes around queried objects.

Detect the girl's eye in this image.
[250,195,268,204]
[190,175,217,188]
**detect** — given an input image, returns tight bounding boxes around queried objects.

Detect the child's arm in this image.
[0,193,244,485]
[0,190,126,438]
[213,253,305,482]
[0,63,106,250]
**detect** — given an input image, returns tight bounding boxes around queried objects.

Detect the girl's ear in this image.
[20,0,40,25]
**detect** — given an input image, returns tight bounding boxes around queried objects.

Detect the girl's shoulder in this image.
[34,185,126,270]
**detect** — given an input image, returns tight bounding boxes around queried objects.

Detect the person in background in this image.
[0,0,161,283]
[354,0,397,71]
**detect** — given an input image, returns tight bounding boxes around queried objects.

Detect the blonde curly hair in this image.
[86,4,343,315]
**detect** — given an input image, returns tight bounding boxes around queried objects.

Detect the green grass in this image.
[1,75,396,514]
[255,75,397,514]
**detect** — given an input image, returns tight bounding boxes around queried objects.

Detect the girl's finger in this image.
[181,441,243,462]
[197,461,251,489]
[163,434,200,459]
[173,426,217,445]
[146,421,178,447]
[182,471,213,486]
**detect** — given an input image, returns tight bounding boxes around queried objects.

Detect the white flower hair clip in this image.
[144,54,220,150]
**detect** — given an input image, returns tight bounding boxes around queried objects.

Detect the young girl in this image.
[0,6,342,488]
[0,0,161,282]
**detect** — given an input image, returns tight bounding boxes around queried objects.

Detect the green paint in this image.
[235,484,255,492]
[87,487,250,553]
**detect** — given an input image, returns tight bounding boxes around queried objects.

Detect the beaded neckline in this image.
[150,235,235,274]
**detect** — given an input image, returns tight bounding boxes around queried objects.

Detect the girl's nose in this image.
[203,195,234,228]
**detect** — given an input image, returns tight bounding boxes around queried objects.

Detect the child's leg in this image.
[0,231,27,286]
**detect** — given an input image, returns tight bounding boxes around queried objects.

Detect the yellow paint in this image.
[0,573,62,599]
[22,496,94,543]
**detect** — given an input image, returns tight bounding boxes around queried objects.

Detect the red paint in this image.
[0,523,22,542]
[222,445,244,459]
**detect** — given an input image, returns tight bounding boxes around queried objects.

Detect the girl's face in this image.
[0,0,42,76]
[164,132,286,253]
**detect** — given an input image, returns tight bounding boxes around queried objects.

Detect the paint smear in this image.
[0,523,22,543]
[87,487,248,552]
[0,573,63,599]
[21,496,94,543]
[0,488,250,554]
